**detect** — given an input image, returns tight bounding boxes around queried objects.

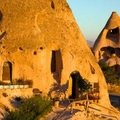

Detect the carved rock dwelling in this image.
[93,12,120,75]
[0,0,110,106]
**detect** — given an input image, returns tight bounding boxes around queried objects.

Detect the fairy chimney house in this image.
[93,12,120,74]
[0,0,110,106]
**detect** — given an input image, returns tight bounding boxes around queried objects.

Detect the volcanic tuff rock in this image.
[0,0,110,106]
[93,12,120,74]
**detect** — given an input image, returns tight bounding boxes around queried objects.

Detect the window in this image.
[51,51,56,72]
[0,11,3,21]
[2,62,12,81]
[107,27,119,39]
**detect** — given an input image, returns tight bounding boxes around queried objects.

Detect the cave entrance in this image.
[68,71,81,99]
[70,72,79,99]
[68,71,92,99]
[51,50,63,84]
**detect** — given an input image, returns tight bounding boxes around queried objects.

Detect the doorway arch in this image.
[68,71,81,99]
[68,71,91,99]
[2,61,12,82]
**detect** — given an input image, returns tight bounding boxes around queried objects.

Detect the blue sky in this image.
[67,0,120,41]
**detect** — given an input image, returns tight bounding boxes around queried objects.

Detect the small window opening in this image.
[33,51,37,55]
[40,47,43,50]
[51,51,56,72]
[2,62,12,82]
[94,83,99,93]
[110,28,118,34]
[0,11,3,21]
[19,47,23,51]
[51,1,55,9]
[107,27,119,39]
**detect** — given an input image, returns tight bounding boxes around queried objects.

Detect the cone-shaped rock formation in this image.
[0,0,110,106]
[93,12,120,74]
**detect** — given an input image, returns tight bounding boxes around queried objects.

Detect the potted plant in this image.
[24,80,33,88]
[16,78,24,85]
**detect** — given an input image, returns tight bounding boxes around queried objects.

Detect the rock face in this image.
[93,12,120,62]
[0,0,110,106]
[93,12,120,74]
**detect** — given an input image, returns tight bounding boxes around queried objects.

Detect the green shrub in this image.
[12,78,33,88]
[70,71,92,99]
[99,62,120,85]
[7,95,52,120]
[16,78,24,85]
[24,80,33,87]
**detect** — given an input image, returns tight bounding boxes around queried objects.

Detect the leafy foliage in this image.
[99,62,119,84]
[78,79,92,94]
[74,72,92,95]
[7,95,52,120]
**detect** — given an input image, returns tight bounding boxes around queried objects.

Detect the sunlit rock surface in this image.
[93,12,120,75]
[0,0,110,106]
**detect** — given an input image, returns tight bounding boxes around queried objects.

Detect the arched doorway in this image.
[68,71,91,99]
[68,71,80,99]
[2,62,12,83]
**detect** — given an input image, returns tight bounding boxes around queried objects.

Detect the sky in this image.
[67,0,120,41]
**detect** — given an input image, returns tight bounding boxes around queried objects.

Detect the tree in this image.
[99,62,119,84]
[75,72,92,98]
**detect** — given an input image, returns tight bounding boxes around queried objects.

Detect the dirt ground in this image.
[0,89,120,120]
[41,99,120,120]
